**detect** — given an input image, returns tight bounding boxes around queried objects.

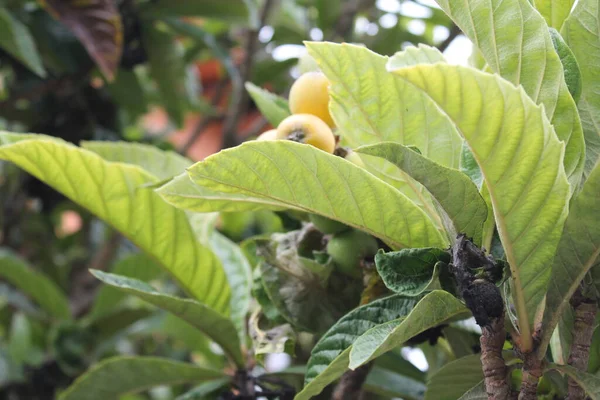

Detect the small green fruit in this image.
[309,214,350,234]
[327,229,378,277]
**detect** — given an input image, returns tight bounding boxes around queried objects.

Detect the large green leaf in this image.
[0,9,46,77]
[548,364,600,399]
[91,271,243,367]
[245,82,291,127]
[59,356,225,400]
[82,141,192,180]
[296,295,422,400]
[375,248,450,296]
[563,0,600,180]
[0,132,230,313]
[389,63,570,352]
[163,140,446,250]
[424,354,484,400]
[541,161,600,356]
[348,290,469,368]
[435,0,584,186]
[535,0,576,29]
[358,142,488,243]
[0,249,70,320]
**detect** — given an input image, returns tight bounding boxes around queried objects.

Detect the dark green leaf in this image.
[0,8,46,77]
[141,0,248,21]
[105,70,148,119]
[175,378,231,400]
[424,354,483,400]
[364,366,426,400]
[548,364,600,399]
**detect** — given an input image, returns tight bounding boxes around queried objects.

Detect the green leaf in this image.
[105,70,148,119]
[424,354,483,400]
[296,295,422,400]
[208,231,252,341]
[435,0,585,186]
[540,161,600,356]
[387,44,446,68]
[375,248,450,296]
[245,82,291,127]
[547,364,600,399]
[390,63,570,352]
[141,21,198,127]
[89,253,163,319]
[59,356,225,400]
[175,378,231,400]
[549,27,582,103]
[0,249,70,320]
[140,0,248,21]
[563,0,600,180]
[348,290,469,369]
[0,9,46,77]
[81,141,192,180]
[358,142,488,244]
[91,271,243,367]
[177,140,446,250]
[535,0,576,29]
[0,132,230,314]
[364,366,426,400]
[457,381,487,400]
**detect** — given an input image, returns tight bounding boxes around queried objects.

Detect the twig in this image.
[566,289,598,400]
[221,0,275,149]
[332,363,373,400]
[70,230,122,318]
[437,24,462,52]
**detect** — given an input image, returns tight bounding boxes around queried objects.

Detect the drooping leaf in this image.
[89,253,163,319]
[140,0,248,21]
[348,290,469,369]
[0,9,46,77]
[365,366,426,400]
[40,0,123,80]
[141,21,198,127]
[171,140,446,250]
[245,82,291,127]
[358,142,488,243]
[424,354,484,400]
[91,271,243,367]
[389,63,570,352]
[296,295,422,400]
[81,141,192,180]
[59,356,225,400]
[435,0,584,186]
[549,27,582,103]
[563,0,600,180]
[535,0,576,29]
[547,364,600,399]
[541,161,600,356]
[208,231,253,341]
[375,248,450,296]
[0,132,230,313]
[0,249,70,320]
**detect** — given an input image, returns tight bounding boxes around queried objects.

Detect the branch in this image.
[566,289,598,400]
[437,24,461,53]
[328,0,376,42]
[221,0,275,149]
[332,363,373,400]
[518,351,543,400]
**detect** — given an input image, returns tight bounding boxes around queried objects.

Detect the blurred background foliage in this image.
[0,0,466,398]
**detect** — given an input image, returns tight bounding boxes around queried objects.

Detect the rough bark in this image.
[518,352,543,400]
[332,363,373,400]
[481,316,511,400]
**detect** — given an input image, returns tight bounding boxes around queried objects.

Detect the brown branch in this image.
[518,351,543,400]
[332,363,373,400]
[221,0,275,149]
[566,289,598,400]
[481,315,511,400]
[437,24,461,52]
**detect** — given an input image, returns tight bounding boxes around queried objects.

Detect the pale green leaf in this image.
[0,9,46,77]
[541,161,600,356]
[82,141,192,180]
[435,0,585,186]
[172,140,446,250]
[348,290,469,369]
[245,82,291,127]
[548,364,600,399]
[535,0,576,29]
[358,142,488,243]
[387,44,446,69]
[208,231,252,341]
[425,354,483,400]
[375,248,450,296]
[0,249,70,320]
[91,270,243,367]
[563,0,600,180]
[59,356,225,400]
[390,63,570,351]
[296,295,422,400]
[0,132,230,313]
